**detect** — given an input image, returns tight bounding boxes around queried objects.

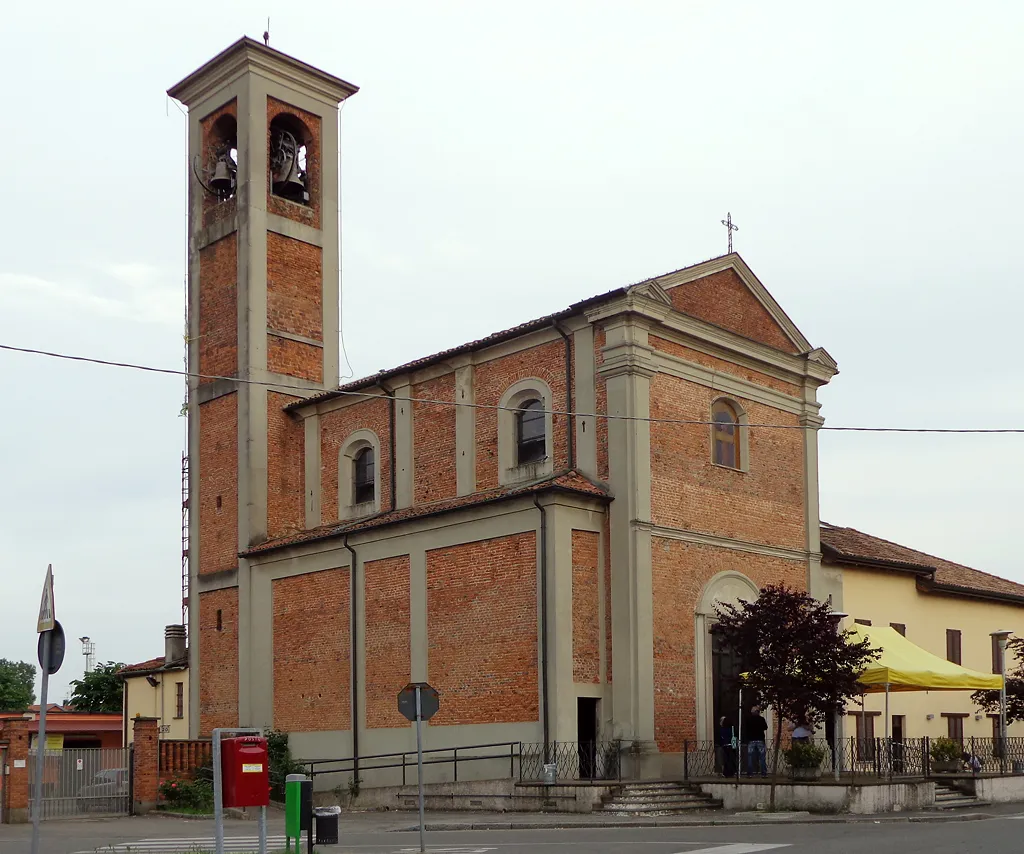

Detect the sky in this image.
[2,1,1023,701]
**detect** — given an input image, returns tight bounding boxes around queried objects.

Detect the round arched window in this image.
[712,401,740,469]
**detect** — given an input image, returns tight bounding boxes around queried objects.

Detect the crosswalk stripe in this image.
[673,845,791,854]
[87,836,290,853]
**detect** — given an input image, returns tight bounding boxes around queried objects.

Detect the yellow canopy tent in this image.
[848,624,1003,740]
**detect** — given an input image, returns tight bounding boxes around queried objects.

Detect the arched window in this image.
[516,399,546,464]
[353,446,375,505]
[712,400,740,469]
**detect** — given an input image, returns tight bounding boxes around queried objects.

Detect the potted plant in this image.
[783,742,826,781]
[930,737,962,773]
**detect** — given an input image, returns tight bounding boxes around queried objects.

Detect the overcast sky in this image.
[3,1,1022,701]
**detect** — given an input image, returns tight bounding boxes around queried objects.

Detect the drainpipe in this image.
[533,495,551,761]
[343,535,360,782]
[379,382,398,511]
[553,322,575,470]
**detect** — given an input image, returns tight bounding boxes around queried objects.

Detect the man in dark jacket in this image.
[744,706,769,777]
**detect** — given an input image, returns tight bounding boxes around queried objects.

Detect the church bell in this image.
[210,156,235,193]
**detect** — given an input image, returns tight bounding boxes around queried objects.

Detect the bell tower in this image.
[168,39,357,736]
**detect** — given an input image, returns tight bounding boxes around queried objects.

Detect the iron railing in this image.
[301,741,521,786]
[519,741,626,782]
[681,736,1024,781]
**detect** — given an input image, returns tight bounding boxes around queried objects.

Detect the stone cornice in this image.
[597,342,657,380]
[168,36,359,109]
[639,521,810,563]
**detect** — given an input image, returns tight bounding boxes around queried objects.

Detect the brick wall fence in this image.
[0,718,30,823]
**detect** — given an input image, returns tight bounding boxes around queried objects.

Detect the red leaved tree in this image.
[714,584,878,808]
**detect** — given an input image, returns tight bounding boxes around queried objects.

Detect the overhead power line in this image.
[1,341,1022,434]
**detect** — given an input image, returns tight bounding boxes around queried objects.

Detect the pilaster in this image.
[455,365,476,495]
[599,316,656,742]
[573,325,598,479]
[393,381,414,509]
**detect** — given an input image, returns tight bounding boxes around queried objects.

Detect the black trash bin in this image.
[314,806,341,844]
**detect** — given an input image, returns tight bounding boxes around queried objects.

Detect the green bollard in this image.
[285,773,309,852]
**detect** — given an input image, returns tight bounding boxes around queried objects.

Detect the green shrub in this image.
[930,737,962,763]
[159,776,214,812]
[783,742,826,769]
[265,728,303,803]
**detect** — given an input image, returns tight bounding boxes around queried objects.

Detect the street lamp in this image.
[828,611,848,781]
[991,629,1013,773]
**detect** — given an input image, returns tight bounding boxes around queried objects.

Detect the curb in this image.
[391,812,993,831]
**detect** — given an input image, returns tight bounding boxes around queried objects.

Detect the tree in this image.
[68,662,126,713]
[972,637,1024,723]
[0,659,36,711]
[714,584,878,809]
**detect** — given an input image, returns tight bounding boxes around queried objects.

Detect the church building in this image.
[170,38,840,775]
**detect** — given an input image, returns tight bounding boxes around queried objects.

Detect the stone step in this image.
[600,803,724,817]
[607,789,704,800]
[602,797,719,810]
[604,793,711,804]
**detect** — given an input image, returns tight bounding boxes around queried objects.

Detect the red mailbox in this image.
[221,735,270,808]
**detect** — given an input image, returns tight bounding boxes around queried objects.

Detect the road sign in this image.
[36,565,55,633]
[37,620,65,675]
[398,682,439,722]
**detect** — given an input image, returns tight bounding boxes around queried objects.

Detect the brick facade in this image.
[272,568,350,732]
[198,393,238,575]
[666,269,799,354]
[413,375,457,504]
[198,587,239,735]
[267,392,305,538]
[649,372,806,550]
[652,539,806,750]
[364,555,411,729]
[197,234,237,383]
[571,530,600,684]
[427,533,539,726]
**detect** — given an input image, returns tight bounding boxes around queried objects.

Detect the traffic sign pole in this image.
[415,685,425,854]
[31,630,50,854]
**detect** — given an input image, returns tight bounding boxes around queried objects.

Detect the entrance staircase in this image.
[594,781,722,816]
[926,781,989,810]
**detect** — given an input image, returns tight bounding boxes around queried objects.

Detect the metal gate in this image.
[28,747,131,819]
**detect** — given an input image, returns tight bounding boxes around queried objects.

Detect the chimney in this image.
[164,624,186,664]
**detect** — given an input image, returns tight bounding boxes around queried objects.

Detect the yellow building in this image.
[119,625,190,744]
[823,523,1023,743]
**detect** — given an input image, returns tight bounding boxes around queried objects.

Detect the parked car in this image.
[77,767,128,812]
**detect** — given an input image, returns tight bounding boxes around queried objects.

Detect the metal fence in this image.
[519,741,625,782]
[28,748,131,819]
[681,737,1024,781]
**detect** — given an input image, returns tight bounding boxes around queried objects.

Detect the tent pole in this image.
[885,684,890,740]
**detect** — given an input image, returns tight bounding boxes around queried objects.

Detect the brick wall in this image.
[198,393,238,575]
[666,269,799,353]
[413,375,457,504]
[268,335,323,383]
[199,588,239,735]
[652,538,806,750]
[427,533,538,726]
[267,97,322,229]
[571,530,600,684]
[273,568,349,732]
[474,340,570,490]
[131,717,160,814]
[320,398,392,523]
[0,717,29,822]
[266,232,323,340]
[365,556,411,729]
[267,393,305,539]
[649,373,805,550]
[650,336,800,396]
[198,233,237,383]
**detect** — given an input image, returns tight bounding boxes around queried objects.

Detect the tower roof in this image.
[168,36,359,107]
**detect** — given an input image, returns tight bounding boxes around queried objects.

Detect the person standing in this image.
[717,716,737,777]
[745,706,769,777]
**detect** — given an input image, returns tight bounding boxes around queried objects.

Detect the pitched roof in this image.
[242,469,610,556]
[820,522,1024,603]
[284,252,782,412]
[118,655,187,677]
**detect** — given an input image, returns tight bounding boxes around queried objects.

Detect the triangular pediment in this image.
[652,254,812,354]
[626,279,673,306]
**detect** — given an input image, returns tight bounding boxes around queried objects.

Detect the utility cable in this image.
[1,342,1022,434]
